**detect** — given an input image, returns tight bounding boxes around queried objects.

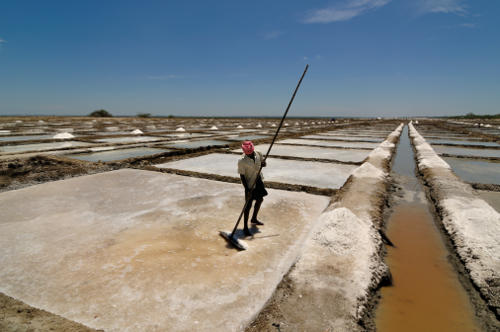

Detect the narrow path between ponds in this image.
[375,125,482,331]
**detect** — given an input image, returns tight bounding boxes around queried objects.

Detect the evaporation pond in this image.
[231,144,369,163]
[429,139,499,147]
[279,138,379,149]
[226,135,269,141]
[159,133,213,138]
[94,136,166,143]
[477,190,500,213]
[155,153,357,189]
[0,135,53,142]
[443,157,500,185]
[0,141,93,154]
[301,134,383,142]
[0,169,328,331]
[433,146,500,158]
[66,147,171,162]
[165,140,230,149]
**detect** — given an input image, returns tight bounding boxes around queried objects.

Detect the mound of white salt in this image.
[210,126,218,130]
[53,132,75,139]
[176,127,186,132]
[237,125,243,129]
[351,162,386,180]
[256,123,262,128]
[131,129,143,135]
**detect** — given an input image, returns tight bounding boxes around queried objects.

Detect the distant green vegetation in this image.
[137,113,151,118]
[450,112,500,119]
[89,109,112,117]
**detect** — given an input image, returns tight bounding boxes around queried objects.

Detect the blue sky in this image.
[0,0,499,117]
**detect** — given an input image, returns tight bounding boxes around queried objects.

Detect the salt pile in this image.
[237,125,243,129]
[53,132,75,139]
[210,126,218,130]
[256,123,262,128]
[131,129,143,135]
[271,124,276,127]
[176,127,186,132]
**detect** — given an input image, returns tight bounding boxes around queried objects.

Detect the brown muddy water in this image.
[376,125,482,331]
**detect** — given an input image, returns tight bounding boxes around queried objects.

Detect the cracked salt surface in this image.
[155,153,357,189]
[0,169,328,331]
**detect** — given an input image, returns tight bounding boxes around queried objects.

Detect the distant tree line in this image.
[449,112,500,120]
[89,109,112,117]
[447,112,500,119]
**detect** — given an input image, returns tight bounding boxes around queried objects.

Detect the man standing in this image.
[238,140,267,236]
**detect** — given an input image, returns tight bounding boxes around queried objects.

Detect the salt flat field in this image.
[280,138,380,149]
[66,147,172,162]
[1,117,499,331]
[232,143,370,163]
[155,153,358,189]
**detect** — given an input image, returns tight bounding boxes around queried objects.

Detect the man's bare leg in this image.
[243,199,253,236]
[251,198,264,225]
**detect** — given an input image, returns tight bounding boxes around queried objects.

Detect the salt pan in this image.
[53,132,75,139]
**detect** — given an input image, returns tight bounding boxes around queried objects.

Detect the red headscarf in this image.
[241,140,254,154]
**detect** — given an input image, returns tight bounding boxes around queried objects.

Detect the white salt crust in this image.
[52,132,75,139]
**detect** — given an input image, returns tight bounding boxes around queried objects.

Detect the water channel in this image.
[375,125,482,331]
